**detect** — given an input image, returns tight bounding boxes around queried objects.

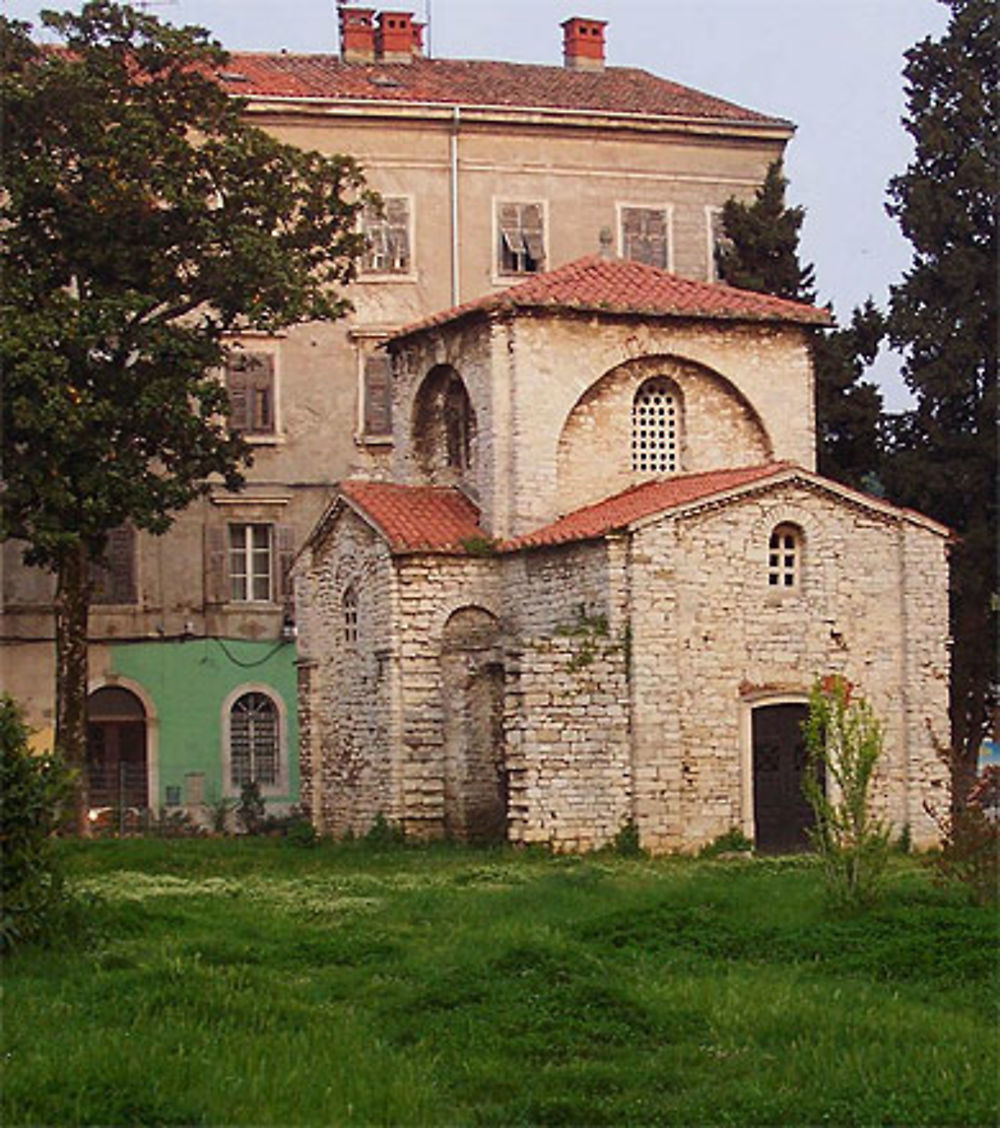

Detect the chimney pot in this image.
[561,16,607,72]
[376,10,419,64]
[339,6,376,64]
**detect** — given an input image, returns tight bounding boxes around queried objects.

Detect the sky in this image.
[7,0,952,411]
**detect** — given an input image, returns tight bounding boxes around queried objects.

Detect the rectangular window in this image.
[226,351,275,435]
[707,206,729,282]
[229,523,272,603]
[90,525,137,605]
[497,201,545,275]
[363,352,393,436]
[362,197,411,274]
[620,206,668,269]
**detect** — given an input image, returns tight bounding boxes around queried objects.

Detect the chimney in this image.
[561,17,607,72]
[339,6,376,63]
[376,10,419,63]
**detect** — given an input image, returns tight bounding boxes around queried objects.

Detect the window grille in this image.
[343,587,358,643]
[229,692,279,787]
[768,525,801,589]
[631,378,679,473]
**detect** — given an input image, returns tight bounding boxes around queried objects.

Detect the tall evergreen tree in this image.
[716,160,816,302]
[717,161,884,490]
[883,0,998,796]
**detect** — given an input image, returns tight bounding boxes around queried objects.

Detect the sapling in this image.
[803,675,891,907]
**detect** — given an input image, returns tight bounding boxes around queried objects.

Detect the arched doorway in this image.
[441,607,505,842]
[751,702,819,852]
[86,686,149,812]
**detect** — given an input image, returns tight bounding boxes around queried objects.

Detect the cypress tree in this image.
[883,0,998,795]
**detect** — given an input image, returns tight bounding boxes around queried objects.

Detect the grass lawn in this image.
[1,839,997,1127]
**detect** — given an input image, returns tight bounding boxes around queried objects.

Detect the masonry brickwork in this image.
[294,260,951,854]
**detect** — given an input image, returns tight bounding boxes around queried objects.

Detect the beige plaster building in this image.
[6,8,943,836]
[295,256,951,853]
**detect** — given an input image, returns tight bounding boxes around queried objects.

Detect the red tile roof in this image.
[391,256,832,340]
[503,463,792,550]
[220,54,788,126]
[340,480,486,552]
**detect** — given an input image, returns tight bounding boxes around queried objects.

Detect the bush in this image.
[236,779,266,835]
[925,764,999,906]
[803,676,891,908]
[0,695,73,949]
[610,819,644,857]
[700,827,754,858]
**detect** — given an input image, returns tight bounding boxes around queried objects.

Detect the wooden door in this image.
[752,703,817,853]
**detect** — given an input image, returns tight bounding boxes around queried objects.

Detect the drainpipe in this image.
[450,105,460,306]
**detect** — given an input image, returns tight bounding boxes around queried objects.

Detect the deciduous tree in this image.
[0,2,369,831]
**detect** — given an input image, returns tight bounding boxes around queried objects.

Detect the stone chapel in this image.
[293,256,951,853]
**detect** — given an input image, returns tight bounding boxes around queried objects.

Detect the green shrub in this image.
[363,812,406,848]
[699,827,754,858]
[236,779,266,835]
[925,765,999,906]
[0,695,73,949]
[611,819,644,857]
[803,676,891,908]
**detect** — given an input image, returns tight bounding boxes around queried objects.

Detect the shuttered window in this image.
[90,525,137,605]
[363,353,393,436]
[362,197,411,274]
[497,202,545,274]
[229,692,279,787]
[226,351,275,435]
[621,207,668,269]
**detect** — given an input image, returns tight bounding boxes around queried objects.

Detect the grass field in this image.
[1,839,997,1126]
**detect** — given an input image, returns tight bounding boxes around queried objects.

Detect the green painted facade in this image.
[109,637,299,810]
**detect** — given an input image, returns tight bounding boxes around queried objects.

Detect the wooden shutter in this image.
[91,525,137,605]
[276,525,296,606]
[226,352,275,434]
[364,353,393,436]
[385,198,410,271]
[520,203,545,267]
[204,525,228,604]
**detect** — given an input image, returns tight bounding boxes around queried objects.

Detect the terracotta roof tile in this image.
[391,256,832,340]
[220,54,788,126]
[340,480,486,552]
[503,463,791,550]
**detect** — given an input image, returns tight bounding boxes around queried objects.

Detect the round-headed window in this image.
[632,377,680,473]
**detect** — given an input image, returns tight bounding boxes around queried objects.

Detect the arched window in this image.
[632,377,680,473]
[413,365,477,477]
[768,524,802,589]
[229,691,279,788]
[343,586,358,644]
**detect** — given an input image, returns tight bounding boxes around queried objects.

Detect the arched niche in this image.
[440,606,505,842]
[556,354,773,513]
[412,364,477,481]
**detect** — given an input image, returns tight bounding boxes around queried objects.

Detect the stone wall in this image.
[295,508,398,836]
[502,540,633,851]
[628,481,949,852]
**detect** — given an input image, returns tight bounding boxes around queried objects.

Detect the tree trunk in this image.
[54,543,92,836]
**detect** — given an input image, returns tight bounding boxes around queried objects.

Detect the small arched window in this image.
[632,377,680,473]
[343,586,359,644]
[229,691,279,788]
[768,524,802,589]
